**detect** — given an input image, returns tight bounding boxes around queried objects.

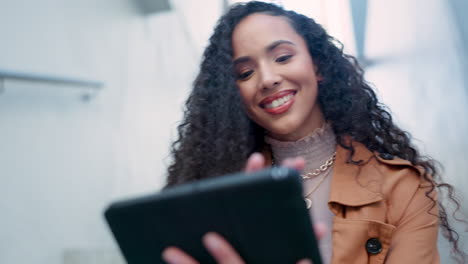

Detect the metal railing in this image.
[0,69,103,88]
[0,69,104,100]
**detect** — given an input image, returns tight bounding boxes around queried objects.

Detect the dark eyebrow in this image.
[233,56,251,66]
[266,40,295,52]
[233,40,295,66]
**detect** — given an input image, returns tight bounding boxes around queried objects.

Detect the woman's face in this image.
[232,13,325,141]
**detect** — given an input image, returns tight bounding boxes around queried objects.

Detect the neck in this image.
[265,123,336,173]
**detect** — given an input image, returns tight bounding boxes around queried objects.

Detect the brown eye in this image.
[275,55,292,63]
[237,70,253,80]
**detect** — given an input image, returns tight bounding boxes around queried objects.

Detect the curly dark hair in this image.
[165,1,465,261]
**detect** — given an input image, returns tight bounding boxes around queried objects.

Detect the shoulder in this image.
[332,141,437,213]
[355,144,437,225]
[348,140,429,188]
[331,141,431,209]
[371,150,433,192]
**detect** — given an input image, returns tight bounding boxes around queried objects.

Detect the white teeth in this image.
[265,94,293,109]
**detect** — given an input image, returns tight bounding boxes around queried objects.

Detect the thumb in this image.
[244,152,266,172]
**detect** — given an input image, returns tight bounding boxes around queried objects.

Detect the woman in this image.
[162,1,463,263]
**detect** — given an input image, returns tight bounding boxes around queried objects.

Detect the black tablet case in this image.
[104,167,322,264]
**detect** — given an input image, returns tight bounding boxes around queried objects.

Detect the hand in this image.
[245,152,328,242]
[244,152,306,173]
[162,153,325,264]
[162,231,325,264]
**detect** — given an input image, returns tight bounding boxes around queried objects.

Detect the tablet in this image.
[104,167,322,264]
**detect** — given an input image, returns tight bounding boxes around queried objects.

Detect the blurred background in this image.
[0,0,467,263]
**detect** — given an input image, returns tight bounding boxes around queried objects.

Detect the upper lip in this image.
[259,90,296,107]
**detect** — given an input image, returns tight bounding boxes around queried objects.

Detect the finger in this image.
[297,259,313,264]
[281,157,306,171]
[313,222,328,240]
[162,246,199,264]
[203,232,245,264]
[244,152,266,173]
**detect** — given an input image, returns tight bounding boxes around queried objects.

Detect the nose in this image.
[258,63,282,90]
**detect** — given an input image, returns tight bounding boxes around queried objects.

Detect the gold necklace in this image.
[271,151,337,209]
[300,152,336,180]
[303,167,333,209]
[272,152,337,180]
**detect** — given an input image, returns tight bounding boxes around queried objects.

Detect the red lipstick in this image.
[260,90,296,115]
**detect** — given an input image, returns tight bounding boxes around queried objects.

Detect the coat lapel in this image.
[262,140,386,214]
[328,142,384,215]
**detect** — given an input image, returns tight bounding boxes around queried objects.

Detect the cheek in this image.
[237,84,255,105]
[290,56,318,82]
[293,67,319,93]
[237,84,263,123]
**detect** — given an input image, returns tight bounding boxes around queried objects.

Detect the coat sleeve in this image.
[384,172,440,264]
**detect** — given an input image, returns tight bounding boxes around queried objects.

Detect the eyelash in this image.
[236,54,293,81]
[237,70,253,80]
[275,54,293,63]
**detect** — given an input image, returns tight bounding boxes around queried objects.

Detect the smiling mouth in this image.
[259,90,296,115]
[264,93,294,109]
[260,90,296,108]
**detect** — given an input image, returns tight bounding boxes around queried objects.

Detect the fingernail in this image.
[251,152,263,161]
[297,259,312,264]
[203,233,221,250]
[162,249,181,264]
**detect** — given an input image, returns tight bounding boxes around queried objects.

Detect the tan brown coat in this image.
[266,141,440,263]
[330,142,439,263]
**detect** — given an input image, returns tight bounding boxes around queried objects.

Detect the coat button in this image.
[366,238,382,254]
[379,153,394,160]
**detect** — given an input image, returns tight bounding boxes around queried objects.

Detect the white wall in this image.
[0,0,219,263]
[0,1,137,263]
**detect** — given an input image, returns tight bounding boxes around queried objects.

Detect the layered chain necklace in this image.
[273,152,336,209]
[302,152,336,209]
[301,152,336,180]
